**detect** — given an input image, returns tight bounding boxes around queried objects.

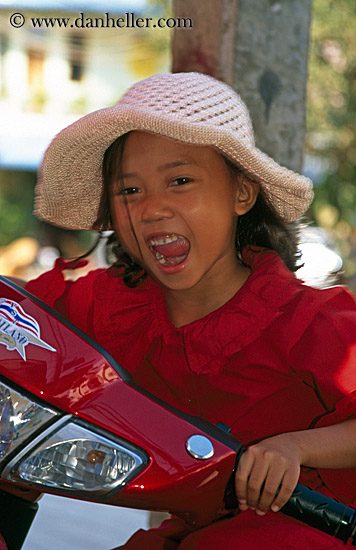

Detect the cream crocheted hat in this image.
[36,72,313,229]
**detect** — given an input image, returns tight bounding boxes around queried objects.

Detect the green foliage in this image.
[306,0,356,281]
[0,171,37,247]
[306,0,356,230]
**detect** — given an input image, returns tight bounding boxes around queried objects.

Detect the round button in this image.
[186,435,214,460]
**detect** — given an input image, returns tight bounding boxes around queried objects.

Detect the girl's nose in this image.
[140,192,174,223]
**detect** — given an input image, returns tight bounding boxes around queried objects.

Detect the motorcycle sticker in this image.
[0,298,56,360]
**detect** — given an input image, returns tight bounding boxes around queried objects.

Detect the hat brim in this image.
[36,104,313,229]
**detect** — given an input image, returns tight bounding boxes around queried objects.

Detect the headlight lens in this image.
[1,380,147,497]
[0,381,57,461]
[4,422,146,496]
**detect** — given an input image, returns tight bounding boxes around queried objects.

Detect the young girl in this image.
[25,72,356,549]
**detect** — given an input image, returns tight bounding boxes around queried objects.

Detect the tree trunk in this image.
[172,0,313,172]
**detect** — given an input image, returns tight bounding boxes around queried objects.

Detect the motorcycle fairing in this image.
[0,276,241,527]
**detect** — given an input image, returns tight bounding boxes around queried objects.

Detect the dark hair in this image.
[94,131,146,287]
[94,133,301,288]
[223,157,301,273]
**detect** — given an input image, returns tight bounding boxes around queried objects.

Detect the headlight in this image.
[0,380,57,461]
[0,381,147,498]
[3,421,147,497]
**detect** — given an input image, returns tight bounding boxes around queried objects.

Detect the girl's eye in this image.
[118,187,141,196]
[171,177,192,187]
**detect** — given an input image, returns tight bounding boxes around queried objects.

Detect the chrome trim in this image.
[186,434,214,460]
[1,415,71,478]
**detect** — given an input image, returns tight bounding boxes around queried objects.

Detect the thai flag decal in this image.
[0,298,56,360]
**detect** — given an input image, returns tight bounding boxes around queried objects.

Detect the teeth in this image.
[147,235,187,266]
[149,235,182,247]
[154,251,168,264]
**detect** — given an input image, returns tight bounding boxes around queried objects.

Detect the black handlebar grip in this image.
[281,483,356,545]
[223,446,356,545]
[223,473,356,545]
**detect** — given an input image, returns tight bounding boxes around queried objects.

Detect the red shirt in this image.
[26,248,356,506]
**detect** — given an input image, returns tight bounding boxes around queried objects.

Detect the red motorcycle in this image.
[0,275,356,550]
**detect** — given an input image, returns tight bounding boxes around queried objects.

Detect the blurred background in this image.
[0,0,355,289]
[0,0,172,281]
[0,0,355,290]
[304,0,356,289]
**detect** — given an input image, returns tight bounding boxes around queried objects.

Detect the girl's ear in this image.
[234,173,259,215]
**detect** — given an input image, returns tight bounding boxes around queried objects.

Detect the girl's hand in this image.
[235,433,303,516]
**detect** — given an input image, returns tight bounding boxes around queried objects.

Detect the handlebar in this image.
[224,455,356,545]
[281,483,356,545]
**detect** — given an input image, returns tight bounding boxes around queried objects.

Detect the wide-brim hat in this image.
[35,72,313,229]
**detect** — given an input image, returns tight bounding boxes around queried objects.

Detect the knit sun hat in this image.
[36,72,313,229]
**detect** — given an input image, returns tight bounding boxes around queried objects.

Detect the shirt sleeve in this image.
[25,258,103,337]
[25,258,81,308]
[289,286,356,505]
[289,287,356,422]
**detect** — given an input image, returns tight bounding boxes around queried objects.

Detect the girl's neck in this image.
[166,264,251,328]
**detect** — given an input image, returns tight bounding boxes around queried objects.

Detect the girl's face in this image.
[110,131,257,294]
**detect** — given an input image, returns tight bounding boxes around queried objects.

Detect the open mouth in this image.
[147,234,191,268]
